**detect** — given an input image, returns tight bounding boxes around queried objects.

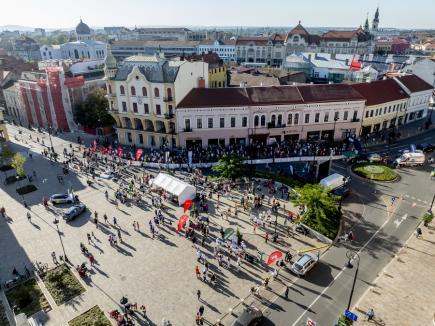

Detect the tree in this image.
[0,144,14,179]
[11,153,26,178]
[292,184,340,239]
[74,88,115,128]
[212,155,246,181]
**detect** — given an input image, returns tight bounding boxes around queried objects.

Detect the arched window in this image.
[260,115,266,126]
[271,115,276,124]
[120,85,125,95]
[167,88,172,98]
[142,87,147,97]
[287,113,292,125]
[254,116,259,127]
[277,114,282,125]
[131,86,136,96]
[108,85,112,94]
[154,88,160,98]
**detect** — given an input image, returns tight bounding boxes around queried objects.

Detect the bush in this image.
[352,163,398,181]
[422,212,434,227]
[5,279,50,317]
[69,306,111,326]
[251,171,304,188]
[16,185,37,195]
[42,265,85,305]
[338,315,353,325]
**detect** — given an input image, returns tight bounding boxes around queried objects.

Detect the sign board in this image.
[306,318,317,326]
[344,310,358,321]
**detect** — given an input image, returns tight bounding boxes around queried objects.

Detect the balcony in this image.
[164,113,174,119]
[351,118,360,122]
[183,127,192,132]
[163,96,173,102]
[267,122,286,129]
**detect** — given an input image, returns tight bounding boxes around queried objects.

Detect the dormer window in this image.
[293,36,300,42]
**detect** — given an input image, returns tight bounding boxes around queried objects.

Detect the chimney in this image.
[198,77,205,88]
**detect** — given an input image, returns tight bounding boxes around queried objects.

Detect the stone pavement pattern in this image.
[1,125,326,325]
[353,220,435,326]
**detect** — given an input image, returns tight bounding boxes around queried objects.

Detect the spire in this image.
[364,13,370,32]
[372,6,380,31]
[104,43,117,69]
[374,6,380,22]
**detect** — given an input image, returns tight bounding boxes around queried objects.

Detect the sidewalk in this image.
[353,220,435,325]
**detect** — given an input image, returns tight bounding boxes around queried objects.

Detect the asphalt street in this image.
[266,132,435,325]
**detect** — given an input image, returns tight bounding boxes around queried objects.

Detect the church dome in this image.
[76,19,91,35]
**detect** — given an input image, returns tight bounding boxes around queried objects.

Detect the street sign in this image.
[344,310,358,321]
[306,318,317,326]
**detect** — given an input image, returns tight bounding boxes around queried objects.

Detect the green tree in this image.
[74,88,115,128]
[292,184,340,239]
[0,144,14,181]
[11,153,26,178]
[212,155,246,181]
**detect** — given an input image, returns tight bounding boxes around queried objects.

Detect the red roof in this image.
[297,84,365,103]
[177,88,251,108]
[246,86,303,105]
[394,74,433,93]
[351,79,409,106]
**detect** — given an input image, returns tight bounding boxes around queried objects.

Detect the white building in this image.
[393,74,433,123]
[198,40,236,62]
[236,34,286,66]
[40,19,107,61]
[3,82,26,125]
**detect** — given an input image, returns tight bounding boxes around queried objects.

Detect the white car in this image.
[100,170,113,179]
[291,254,319,276]
[367,153,382,163]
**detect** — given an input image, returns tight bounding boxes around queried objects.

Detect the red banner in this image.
[101,146,107,155]
[183,199,193,213]
[177,215,189,232]
[93,140,97,151]
[117,147,123,157]
[108,145,113,154]
[135,148,143,161]
[266,251,283,266]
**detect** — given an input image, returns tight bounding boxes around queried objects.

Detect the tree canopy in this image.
[212,155,246,181]
[11,153,26,177]
[292,184,341,239]
[74,88,115,128]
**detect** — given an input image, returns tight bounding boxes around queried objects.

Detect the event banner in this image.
[117,147,123,157]
[135,148,143,161]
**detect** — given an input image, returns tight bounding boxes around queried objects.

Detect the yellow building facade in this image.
[208,66,227,88]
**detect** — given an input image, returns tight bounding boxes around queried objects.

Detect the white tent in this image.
[151,173,196,205]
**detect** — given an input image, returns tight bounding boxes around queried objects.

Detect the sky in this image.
[2,0,435,30]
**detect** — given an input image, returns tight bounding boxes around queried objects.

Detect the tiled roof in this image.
[113,61,180,83]
[177,84,366,109]
[199,39,236,46]
[236,37,269,46]
[112,40,199,48]
[394,74,433,93]
[177,88,251,108]
[134,27,191,33]
[350,79,409,106]
[288,23,310,36]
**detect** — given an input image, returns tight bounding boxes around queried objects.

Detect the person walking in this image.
[196,289,201,301]
[26,212,31,222]
[117,229,122,242]
[265,232,269,243]
[87,233,92,244]
[113,216,118,227]
[416,227,422,238]
[366,308,375,321]
[103,214,108,224]
[284,286,289,299]
[195,265,201,279]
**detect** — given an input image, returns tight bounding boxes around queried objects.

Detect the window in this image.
[324,112,329,122]
[197,118,202,129]
[132,102,138,113]
[353,111,358,121]
[120,85,125,95]
[294,113,299,125]
[370,110,374,117]
[167,88,172,98]
[254,116,259,127]
[315,113,320,123]
[144,104,149,114]
[131,86,136,96]
[122,102,127,112]
[220,117,225,128]
[156,104,161,115]
[242,117,248,127]
[277,114,282,125]
[231,117,236,128]
[142,87,147,97]
[138,134,143,144]
[287,114,292,125]
[388,106,391,113]
[208,118,213,128]
[260,115,266,126]
[334,112,339,121]
[185,119,191,130]
[154,88,160,98]
[343,111,348,120]
[305,113,310,124]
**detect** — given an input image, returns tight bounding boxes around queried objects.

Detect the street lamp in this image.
[429,193,435,214]
[53,218,68,263]
[345,250,360,310]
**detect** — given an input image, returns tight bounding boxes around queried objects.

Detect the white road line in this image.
[291,215,391,326]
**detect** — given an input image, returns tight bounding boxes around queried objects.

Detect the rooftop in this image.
[112,40,200,48]
[177,88,251,108]
[394,74,433,93]
[350,79,409,106]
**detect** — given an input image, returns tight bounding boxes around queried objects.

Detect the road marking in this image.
[291,215,391,326]
[393,214,408,228]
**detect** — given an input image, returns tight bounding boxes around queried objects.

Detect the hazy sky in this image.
[3,0,435,29]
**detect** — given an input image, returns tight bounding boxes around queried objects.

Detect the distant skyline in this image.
[2,0,435,30]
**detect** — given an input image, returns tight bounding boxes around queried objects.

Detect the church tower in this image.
[372,7,380,31]
[364,15,370,33]
[104,44,118,79]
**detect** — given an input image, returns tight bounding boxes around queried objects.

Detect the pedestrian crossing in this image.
[402,194,430,205]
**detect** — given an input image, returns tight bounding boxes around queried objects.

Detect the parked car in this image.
[291,254,319,276]
[50,193,74,205]
[231,306,263,326]
[62,203,86,221]
[331,185,350,198]
[367,153,382,163]
[417,143,435,153]
[100,170,113,179]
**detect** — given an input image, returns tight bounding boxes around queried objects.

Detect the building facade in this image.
[12,36,41,62]
[198,40,236,62]
[351,79,409,136]
[40,20,107,61]
[176,84,366,147]
[235,34,286,66]
[104,48,208,148]
[0,108,9,142]
[3,82,25,124]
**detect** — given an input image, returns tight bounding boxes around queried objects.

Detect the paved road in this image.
[266,137,435,325]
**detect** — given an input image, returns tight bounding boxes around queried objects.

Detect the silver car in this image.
[50,193,74,205]
[62,203,86,221]
[291,254,318,276]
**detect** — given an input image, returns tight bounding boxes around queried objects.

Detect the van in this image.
[394,152,425,167]
[291,253,319,276]
[319,173,349,191]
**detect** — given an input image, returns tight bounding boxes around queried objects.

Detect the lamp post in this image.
[345,250,360,310]
[429,193,435,214]
[53,218,68,263]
